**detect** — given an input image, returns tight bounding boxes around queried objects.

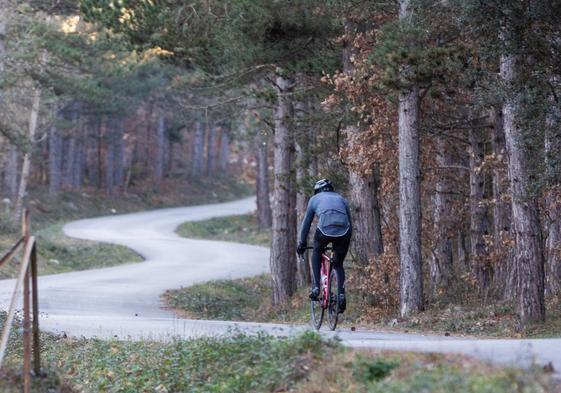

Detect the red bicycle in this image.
[299,246,340,331]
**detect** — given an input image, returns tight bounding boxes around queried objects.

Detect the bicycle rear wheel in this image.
[327,269,340,330]
[310,292,324,330]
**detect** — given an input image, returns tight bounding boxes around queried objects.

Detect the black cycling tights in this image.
[311,228,351,295]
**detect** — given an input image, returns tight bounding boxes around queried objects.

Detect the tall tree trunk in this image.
[469,121,491,289]
[12,88,41,221]
[545,81,561,296]
[429,137,453,295]
[73,138,84,189]
[0,3,6,83]
[501,52,545,323]
[97,119,104,189]
[398,0,423,317]
[347,130,384,266]
[294,83,311,288]
[288,146,298,290]
[219,124,230,172]
[0,7,6,107]
[270,74,296,305]
[105,130,114,195]
[457,229,468,271]
[86,118,100,188]
[490,108,515,299]
[192,120,204,178]
[5,145,18,198]
[113,117,125,190]
[62,137,76,190]
[48,124,62,194]
[255,131,272,229]
[342,24,384,267]
[206,122,218,176]
[155,116,165,183]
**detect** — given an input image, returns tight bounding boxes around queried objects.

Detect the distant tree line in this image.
[0,3,236,216]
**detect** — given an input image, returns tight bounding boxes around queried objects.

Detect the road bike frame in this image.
[300,245,339,330]
[319,247,333,310]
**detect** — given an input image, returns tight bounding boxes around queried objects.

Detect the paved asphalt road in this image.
[1,196,560,375]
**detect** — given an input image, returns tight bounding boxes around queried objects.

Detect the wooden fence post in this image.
[22,209,31,393]
[31,243,41,376]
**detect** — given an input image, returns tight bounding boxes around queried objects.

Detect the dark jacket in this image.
[299,191,352,243]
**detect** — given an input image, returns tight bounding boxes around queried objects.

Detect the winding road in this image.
[1,196,560,375]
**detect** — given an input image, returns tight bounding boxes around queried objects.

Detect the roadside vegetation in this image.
[0,179,252,279]
[0,316,556,393]
[167,264,561,339]
[176,213,270,247]
[171,215,561,338]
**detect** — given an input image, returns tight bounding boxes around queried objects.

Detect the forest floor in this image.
[169,213,561,339]
[0,312,556,393]
[0,178,252,279]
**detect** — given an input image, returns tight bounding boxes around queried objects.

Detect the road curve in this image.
[1,196,560,375]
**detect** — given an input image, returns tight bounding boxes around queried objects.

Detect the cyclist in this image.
[297,179,352,313]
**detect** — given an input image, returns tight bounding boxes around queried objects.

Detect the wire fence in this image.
[0,210,41,393]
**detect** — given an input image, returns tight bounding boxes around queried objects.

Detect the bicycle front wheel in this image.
[327,269,340,331]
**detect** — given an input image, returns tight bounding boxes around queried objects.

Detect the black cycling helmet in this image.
[314,178,334,194]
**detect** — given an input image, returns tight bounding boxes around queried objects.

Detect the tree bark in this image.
[347,128,384,266]
[155,116,165,182]
[457,229,468,271]
[105,129,114,195]
[12,88,41,221]
[48,124,62,194]
[398,0,423,317]
[113,117,125,190]
[490,108,515,299]
[545,81,561,296]
[206,122,218,176]
[255,131,272,229]
[73,138,85,189]
[5,145,18,198]
[469,121,491,289]
[270,74,296,305]
[192,120,204,178]
[342,24,384,267]
[219,124,230,172]
[0,3,6,80]
[294,84,311,288]
[86,118,100,188]
[501,52,545,323]
[429,137,453,295]
[62,137,76,190]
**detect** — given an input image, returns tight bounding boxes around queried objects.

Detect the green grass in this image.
[165,274,311,324]
[176,214,270,247]
[0,177,252,279]
[165,270,561,339]
[0,325,333,393]
[297,351,556,393]
[1,316,556,393]
[165,275,272,320]
[35,223,142,274]
[165,267,378,327]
